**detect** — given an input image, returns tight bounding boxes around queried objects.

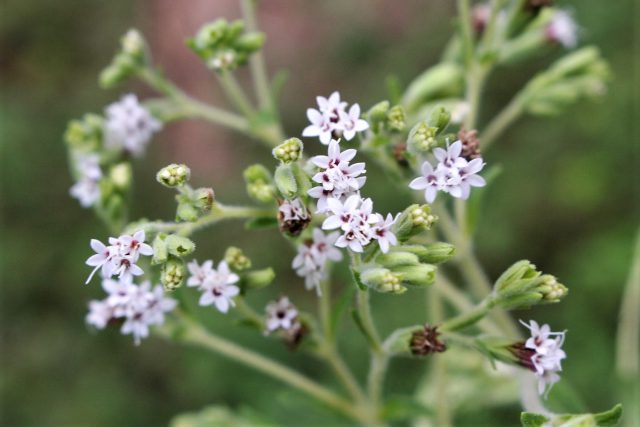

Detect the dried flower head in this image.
[410,324,447,356]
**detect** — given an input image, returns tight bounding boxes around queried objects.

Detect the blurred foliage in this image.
[1,0,637,426]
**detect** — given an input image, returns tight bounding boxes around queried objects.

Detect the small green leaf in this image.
[593,404,623,426]
[520,412,550,427]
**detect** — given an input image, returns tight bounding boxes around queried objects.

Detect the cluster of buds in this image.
[155,165,215,222]
[303,92,369,144]
[493,260,568,310]
[272,138,303,164]
[100,29,149,88]
[366,101,408,137]
[156,164,190,188]
[392,204,439,242]
[224,246,252,271]
[150,233,196,291]
[188,19,265,72]
[457,128,481,160]
[244,164,276,203]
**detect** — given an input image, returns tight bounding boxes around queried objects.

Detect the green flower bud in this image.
[240,267,275,291]
[224,246,252,271]
[375,251,420,268]
[393,264,437,288]
[244,164,272,183]
[393,204,438,242]
[390,242,456,264]
[407,122,438,153]
[191,19,230,52]
[366,100,390,131]
[387,105,406,132]
[99,29,149,88]
[120,29,147,61]
[235,32,265,52]
[156,164,190,188]
[427,106,451,133]
[64,114,103,151]
[537,275,568,302]
[493,261,568,310]
[176,202,199,222]
[165,234,196,257]
[161,257,186,291]
[360,267,407,294]
[193,187,215,213]
[274,163,297,199]
[109,162,132,191]
[151,233,169,265]
[272,138,303,164]
[247,181,276,203]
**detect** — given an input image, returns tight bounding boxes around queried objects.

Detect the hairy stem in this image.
[430,285,453,427]
[481,94,525,150]
[217,71,257,118]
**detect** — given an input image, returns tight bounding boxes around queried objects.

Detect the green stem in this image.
[159,312,366,423]
[440,297,493,332]
[481,94,525,150]
[457,0,474,70]
[430,284,453,427]
[235,297,265,328]
[356,288,383,354]
[367,351,389,413]
[217,71,257,118]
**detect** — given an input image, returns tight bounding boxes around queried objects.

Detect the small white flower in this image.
[546,10,578,48]
[190,260,240,313]
[86,300,113,329]
[265,297,299,333]
[337,104,369,141]
[70,153,103,208]
[372,213,398,253]
[520,319,567,397]
[323,195,378,253]
[303,109,334,145]
[104,94,162,157]
[409,161,446,203]
[85,230,153,284]
[292,228,341,295]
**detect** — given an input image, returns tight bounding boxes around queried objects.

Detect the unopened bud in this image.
[493,260,568,310]
[274,164,297,199]
[157,164,190,188]
[393,204,438,242]
[387,105,406,132]
[241,267,275,291]
[176,202,199,222]
[273,138,303,164]
[391,242,455,264]
[165,234,196,257]
[121,29,147,60]
[224,246,252,271]
[161,257,186,291]
[428,106,451,133]
[193,187,215,213]
[366,100,390,130]
[408,122,438,152]
[235,32,266,52]
[151,233,168,265]
[375,251,420,268]
[538,275,568,302]
[393,264,437,288]
[109,162,132,190]
[360,267,407,294]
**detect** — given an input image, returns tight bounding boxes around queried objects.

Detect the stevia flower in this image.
[265,296,299,333]
[292,228,342,295]
[372,213,399,253]
[409,161,447,203]
[278,198,311,236]
[86,300,114,329]
[69,153,103,208]
[337,104,369,140]
[187,260,240,313]
[545,10,578,49]
[307,140,366,212]
[104,94,162,157]
[85,230,153,284]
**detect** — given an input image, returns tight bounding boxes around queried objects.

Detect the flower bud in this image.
[391,242,456,264]
[224,246,252,271]
[193,187,215,213]
[64,114,103,151]
[176,202,199,222]
[393,204,438,242]
[375,251,420,268]
[156,164,191,188]
[165,234,196,257]
[244,164,276,203]
[151,233,169,265]
[427,106,451,134]
[240,267,275,291]
[99,29,149,88]
[407,122,438,153]
[366,100,390,131]
[272,138,303,164]
[360,267,407,294]
[475,335,526,367]
[120,29,147,60]
[393,264,437,288]
[537,275,568,302]
[387,105,406,132]
[235,32,266,52]
[161,257,186,291]
[109,162,132,191]
[493,260,568,310]
[274,164,297,199]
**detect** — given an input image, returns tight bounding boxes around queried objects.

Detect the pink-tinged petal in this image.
[328,140,340,159]
[459,183,471,200]
[349,240,363,253]
[387,232,398,246]
[349,103,361,118]
[302,125,320,137]
[90,239,106,253]
[129,264,144,276]
[448,185,462,198]
[466,175,486,187]
[315,197,328,213]
[320,132,332,145]
[307,108,322,123]
[328,91,340,105]
[225,285,240,298]
[199,292,214,306]
[354,119,369,132]
[340,148,357,163]
[433,147,447,163]
[138,243,153,256]
[409,177,429,190]
[215,297,230,313]
[449,140,462,158]
[360,198,373,214]
[344,194,361,211]
[311,155,329,169]
[133,230,145,242]
[227,273,240,285]
[335,236,348,248]
[466,158,485,174]
[322,215,342,230]
[343,129,355,140]
[378,238,389,253]
[307,186,324,198]
[217,261,230,276]
[421,161,435,176]
[317,96,328,110]
[355,177,367,189]
[326,197,344,213]
[425,187,438,203]
[86,253,106,266]
[347,162,365,175]
[119,235,133,245]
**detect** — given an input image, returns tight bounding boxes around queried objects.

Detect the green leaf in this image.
[520,412,550,427]
[520,404,623,427]
[350,267,368,291]
[244,216,278,230]
[593,404,623,426]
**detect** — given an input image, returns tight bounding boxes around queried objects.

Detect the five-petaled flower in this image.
[104,94,162,157]
[303,92,369,144]
[187,259,240,313]
[85,230,153,284]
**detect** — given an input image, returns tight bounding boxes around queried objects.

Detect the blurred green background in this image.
[1,0,637,425]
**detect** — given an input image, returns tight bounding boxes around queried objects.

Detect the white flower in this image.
[409,140,486,203]
[85,230,153,284]
[265,297,299,333]
[323,195,379,253]
[372,213,398,253]
[308,140,366,213]
[520,319,567,397]
[337,104,369,141]
[292,228,341,295]
[70,153,102,208]
[104,94,162,157]
[188,260,240,313]
[302,91,369,144]
[546,10,578,49]
[85,279,176,345]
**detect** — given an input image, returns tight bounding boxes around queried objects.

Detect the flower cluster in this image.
[86,278,176,345]
[303,92,369,144]
[187,260,240,313]
[104,94,162,157]
[278,198,311,236]
[69,153,103,208]
[85,230,153,284]
[519,320,567,396]
[322,195,398,253]
[409,140,486,203]
[546,10,578,49]
[308,140,366,213]
[292,228,342,294]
